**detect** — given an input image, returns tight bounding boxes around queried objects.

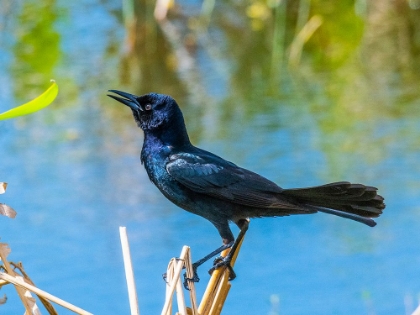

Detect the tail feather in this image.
[282,181,386,226]
[307,206,378,227]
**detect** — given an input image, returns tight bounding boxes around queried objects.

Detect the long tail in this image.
[282,181,385,227]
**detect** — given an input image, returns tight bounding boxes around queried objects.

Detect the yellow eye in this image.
[145,104,152,110]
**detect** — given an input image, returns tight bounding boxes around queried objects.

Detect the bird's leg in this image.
[208,219,249,280]
[183,242,234,289]
[192,242,234,269]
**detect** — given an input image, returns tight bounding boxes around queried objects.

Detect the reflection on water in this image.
[1,0,420,314]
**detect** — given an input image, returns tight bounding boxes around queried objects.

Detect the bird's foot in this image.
[208,256,236,280]
[162,258,201,290]
[162,272,168,283]
[162,257,189,284]
[183,264,200,290]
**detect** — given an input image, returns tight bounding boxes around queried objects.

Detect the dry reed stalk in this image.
[120,226,140,315]
[0,243,34,314]
[197,235,245,315]
[0,272,93,315]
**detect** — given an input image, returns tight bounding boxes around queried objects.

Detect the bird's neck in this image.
[143,121,191,152]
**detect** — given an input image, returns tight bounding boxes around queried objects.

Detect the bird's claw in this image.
[163,257,186,285]
[183,267,200,290]
[208,256,236,280]
[163,260,201,290]
[162,272,168,283]
[213,256,224,265]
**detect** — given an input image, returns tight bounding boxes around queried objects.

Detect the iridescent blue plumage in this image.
[108,90,385,284]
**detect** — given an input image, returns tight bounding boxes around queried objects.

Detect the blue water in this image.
[1,1,420,314]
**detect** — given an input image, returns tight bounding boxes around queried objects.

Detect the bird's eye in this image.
[145,104,152,111]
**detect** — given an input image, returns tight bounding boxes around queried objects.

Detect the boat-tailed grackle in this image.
[108,90,385,286]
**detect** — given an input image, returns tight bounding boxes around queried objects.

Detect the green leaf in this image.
[0,80,58,120]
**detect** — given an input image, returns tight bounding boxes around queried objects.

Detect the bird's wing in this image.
[166,150,304,210]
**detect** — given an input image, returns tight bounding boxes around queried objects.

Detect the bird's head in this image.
[108,90,190,146]
[107,90,183,131]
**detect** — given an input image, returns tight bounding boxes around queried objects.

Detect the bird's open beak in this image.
[107,90,142,111]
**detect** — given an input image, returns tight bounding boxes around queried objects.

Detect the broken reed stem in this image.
[11,262,59,315]
[120,226,140,315]
[161,246,190,315]
[184,247,199,314]
[0,244,34,314]
[0,272,92,315]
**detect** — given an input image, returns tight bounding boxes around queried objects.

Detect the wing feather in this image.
[166,150,304,210]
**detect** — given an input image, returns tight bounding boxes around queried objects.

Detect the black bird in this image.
[108,90,385,284]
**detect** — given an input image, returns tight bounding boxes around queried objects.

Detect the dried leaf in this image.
[0,244,11,260]
[0,183,6,194]
[0,80,58,120]
[0,204,16,219]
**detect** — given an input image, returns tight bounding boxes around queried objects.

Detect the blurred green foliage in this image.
[11,0,60,100]
[3,0,420,178]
